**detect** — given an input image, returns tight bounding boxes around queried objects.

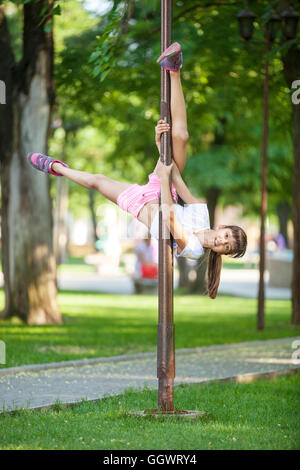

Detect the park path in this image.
[55,269,290,299]
[0,337,299,412]
[0,269,291,299]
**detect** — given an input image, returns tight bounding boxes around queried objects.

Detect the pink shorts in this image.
[117,172,178,218]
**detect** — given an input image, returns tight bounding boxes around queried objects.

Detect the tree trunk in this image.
[0,2,61,325]
[278,0,300,325]
[53,128,69,265]
[176,257,190,289]
[276,201,290,247]
[291,100,300,325]
[88,189,98,244]
[205,186,221,229]
[187,255,209,295]
[53,177,69,265]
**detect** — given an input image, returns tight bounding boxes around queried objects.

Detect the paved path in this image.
[0,337,299,412]
[218,269,290,300]
[0,269,291,299]
[57,270,291,299]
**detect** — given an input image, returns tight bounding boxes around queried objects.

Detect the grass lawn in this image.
[0,374,299,450]
[0,289,299,368]
[58,256,95,274]
[222,260,256,270]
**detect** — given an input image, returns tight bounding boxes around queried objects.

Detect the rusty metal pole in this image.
[131,0,205,420]
[257,38,270,331]
[157,0,175,412]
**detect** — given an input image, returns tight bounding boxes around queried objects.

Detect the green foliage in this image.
[37,1,61,31]
[3,0,62,32]
[88,5,125,82]
[49,0,298,219]
[5,2,23,61]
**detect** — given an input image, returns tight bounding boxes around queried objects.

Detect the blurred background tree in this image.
[0,0,61,325]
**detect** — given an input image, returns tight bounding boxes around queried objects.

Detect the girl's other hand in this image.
[155,119,170,145]
[155,159,173,180]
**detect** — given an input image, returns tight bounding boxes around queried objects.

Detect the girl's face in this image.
[212,227,235,255]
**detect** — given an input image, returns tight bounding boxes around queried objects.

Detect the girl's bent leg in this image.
[170,70,189,173]
[52,163,131,204]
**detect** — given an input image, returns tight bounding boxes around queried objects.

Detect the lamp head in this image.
[237,6,256,41]
[263,9,281,43]
[281,5,299,40]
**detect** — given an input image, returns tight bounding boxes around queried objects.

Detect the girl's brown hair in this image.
[207,225,247,299]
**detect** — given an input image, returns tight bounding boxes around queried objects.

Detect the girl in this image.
[27,42,247,298]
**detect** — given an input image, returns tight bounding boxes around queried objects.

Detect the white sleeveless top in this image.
[150,203,210,260]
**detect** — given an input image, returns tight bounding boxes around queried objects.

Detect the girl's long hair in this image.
[207,250,222,299]
[207,225,247,299]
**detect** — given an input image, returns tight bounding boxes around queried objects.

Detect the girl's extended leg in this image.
[170,70,189,173]
[52,162,157,229]
[51,163,131,204]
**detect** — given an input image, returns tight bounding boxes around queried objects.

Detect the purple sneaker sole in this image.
[159,52,183,72]
[157,42,181,63]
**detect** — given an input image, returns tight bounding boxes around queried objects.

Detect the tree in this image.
[276,0,300,325]
[0,1,61,324]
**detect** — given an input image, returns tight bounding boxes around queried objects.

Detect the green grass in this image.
[0,289,299,368]
[222,260,256,270]
[58,255,95,274]
[0,374,299,450]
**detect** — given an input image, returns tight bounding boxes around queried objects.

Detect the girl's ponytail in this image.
[207,250,222,299]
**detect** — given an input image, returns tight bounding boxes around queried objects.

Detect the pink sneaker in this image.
[157,42,182,71]
[27,152,68,176]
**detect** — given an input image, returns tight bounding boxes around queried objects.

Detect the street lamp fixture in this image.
[237,6,256,41]
[263,10,281,43]
[281,5,299,40]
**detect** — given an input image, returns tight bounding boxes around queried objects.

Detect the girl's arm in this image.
[156,162,188,253]
[155,120,204,205]
[171,161,203,204]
